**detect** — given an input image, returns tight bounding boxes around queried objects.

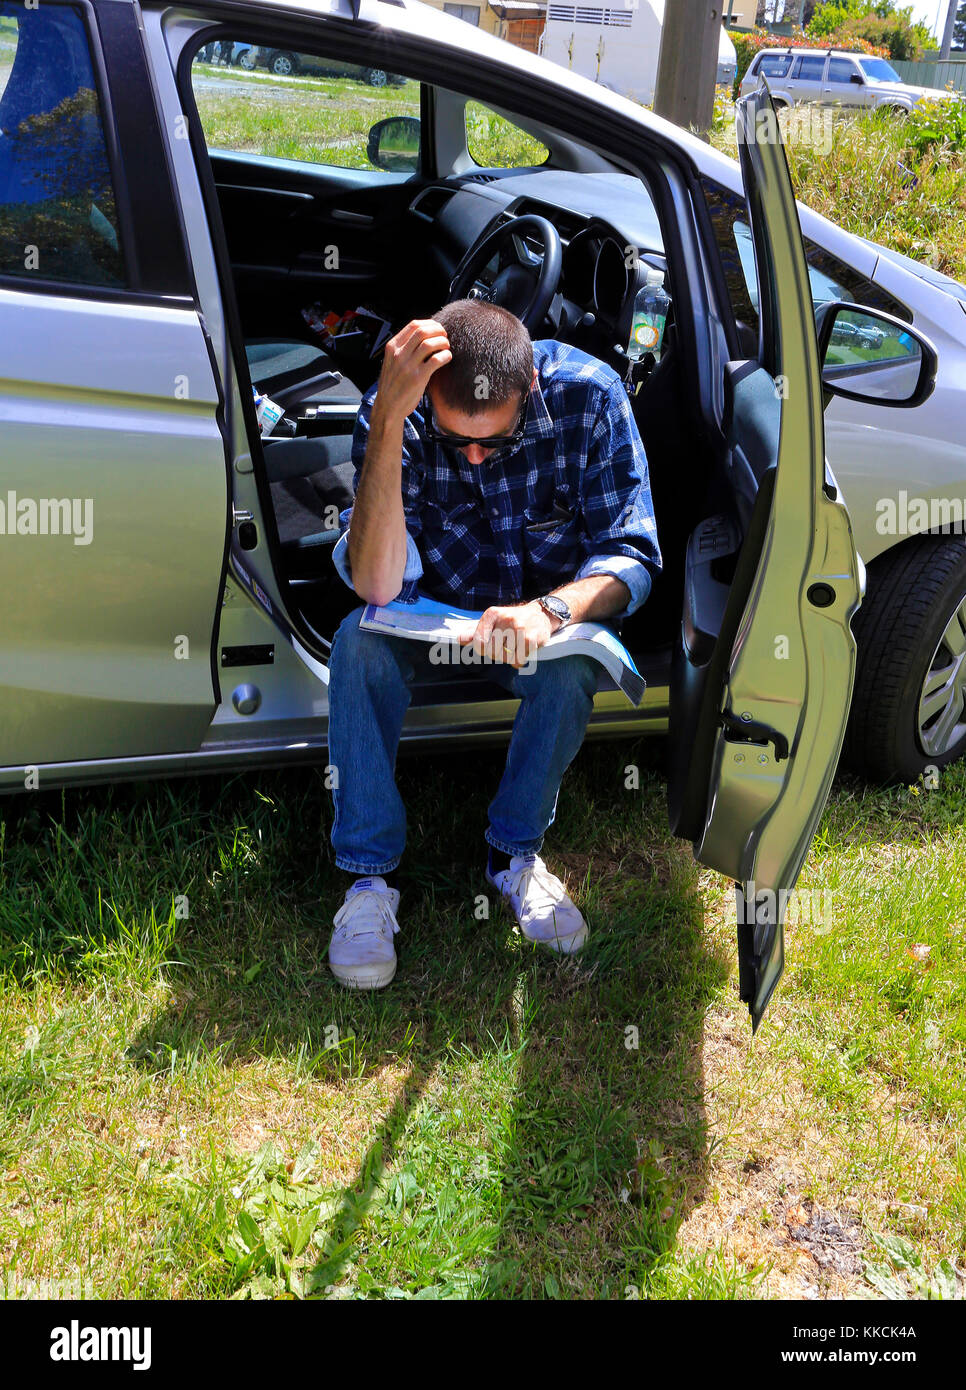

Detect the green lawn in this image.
[1,747,964,1300]
[1,47,966,1305]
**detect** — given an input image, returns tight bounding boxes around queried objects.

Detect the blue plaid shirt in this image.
[332,339,661,617]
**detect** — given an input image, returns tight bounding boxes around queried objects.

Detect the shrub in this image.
[905,94,966,157]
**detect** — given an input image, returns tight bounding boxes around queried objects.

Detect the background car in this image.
[738,46,963,114]
[254,46,406,86]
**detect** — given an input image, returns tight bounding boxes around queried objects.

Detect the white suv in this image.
[739,47,962,115]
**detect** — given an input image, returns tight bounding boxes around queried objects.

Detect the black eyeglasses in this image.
[420,391,529,453]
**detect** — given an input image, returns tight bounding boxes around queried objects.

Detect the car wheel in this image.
[842,535,966,782]
[365,68,389,87]
[238,49,256,71]
[271,52,296,77]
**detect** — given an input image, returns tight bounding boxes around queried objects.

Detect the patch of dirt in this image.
[783,1197,866,1277]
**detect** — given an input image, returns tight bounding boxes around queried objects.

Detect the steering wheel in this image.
[447,214,562,333]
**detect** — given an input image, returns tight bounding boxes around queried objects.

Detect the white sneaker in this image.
[328,877,400,989]
[486,854,588,955]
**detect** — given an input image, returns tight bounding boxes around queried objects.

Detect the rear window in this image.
[0,1,125,287]
[755,55,792,79]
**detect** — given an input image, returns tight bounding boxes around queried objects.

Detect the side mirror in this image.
[850,73,864,84]
[366,116,420,172]
[815,301,938,409]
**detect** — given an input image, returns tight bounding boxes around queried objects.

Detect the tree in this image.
[807,0,934,57]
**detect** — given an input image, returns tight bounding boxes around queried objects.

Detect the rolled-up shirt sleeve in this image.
[331,387,425,602]
[575,380,662,617]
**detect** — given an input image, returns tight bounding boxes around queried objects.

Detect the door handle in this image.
[331,209,375,225]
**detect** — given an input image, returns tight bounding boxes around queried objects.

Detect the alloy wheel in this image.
[917,590,966,757]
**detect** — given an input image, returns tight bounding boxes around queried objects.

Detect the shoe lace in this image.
[505,857,564,912]
[334,889,399,942]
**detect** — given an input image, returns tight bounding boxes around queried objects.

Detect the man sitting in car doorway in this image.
[325,299,661,988]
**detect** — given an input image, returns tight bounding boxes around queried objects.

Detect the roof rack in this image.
[772,44,869,55]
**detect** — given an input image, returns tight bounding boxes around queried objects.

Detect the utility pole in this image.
[653,0,723,139]
[940,0,958,58]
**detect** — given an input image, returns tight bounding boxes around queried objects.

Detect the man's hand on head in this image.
[459,601,557,669]
[372,319,453,426]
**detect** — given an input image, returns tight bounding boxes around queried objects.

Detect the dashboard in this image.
[408,170,671,365]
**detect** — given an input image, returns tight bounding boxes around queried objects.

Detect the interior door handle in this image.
[331,209,374,225]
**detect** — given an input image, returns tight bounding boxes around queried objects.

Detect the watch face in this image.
[542,596,570,621]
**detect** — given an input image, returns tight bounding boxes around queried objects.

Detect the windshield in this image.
[858,57,902,83]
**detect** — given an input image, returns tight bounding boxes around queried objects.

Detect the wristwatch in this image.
[537,594,572,630]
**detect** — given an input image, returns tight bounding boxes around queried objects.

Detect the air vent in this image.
[547,5,633,25]
[464,173,499,184]
[409,186,457,221]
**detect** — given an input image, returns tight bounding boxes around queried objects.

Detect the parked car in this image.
[253,45,406,86]
[738,46,964,114]
[196,38,253,66]
[2,0,966,1025]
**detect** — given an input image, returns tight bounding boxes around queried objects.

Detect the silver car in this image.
[738,46,963,114]
[1,0,963,1025]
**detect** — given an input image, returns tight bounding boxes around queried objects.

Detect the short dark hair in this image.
[428,299,533,416]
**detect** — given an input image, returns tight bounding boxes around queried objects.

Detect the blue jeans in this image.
[327,606,599,874]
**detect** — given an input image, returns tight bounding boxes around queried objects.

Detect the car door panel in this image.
[0,287,228,767]
[670,87,863,1029]
[209,152,422,338]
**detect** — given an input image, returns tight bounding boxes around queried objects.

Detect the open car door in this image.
[668,87,863,1030]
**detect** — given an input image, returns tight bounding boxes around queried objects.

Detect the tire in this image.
[365,68,389,87]
[271,52,297,77]
[238,49,256,71]
[842,534,966,783]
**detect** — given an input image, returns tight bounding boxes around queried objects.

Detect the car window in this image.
[755,55,793,79]
[190,40,422,172]
[699,176,912,341]
[827,58,859,84]
[0,1,125,287]
[792,55,827,81]
[465,101,549,168]
[858,57,902,83]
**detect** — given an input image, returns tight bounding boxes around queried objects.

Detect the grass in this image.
[1,47,966,1303]
[191,66,546,172]
[192,72,423,171]
[1,748,965,1300]
[709,97,966,284]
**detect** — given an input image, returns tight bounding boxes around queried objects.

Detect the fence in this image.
[892,59,966,94]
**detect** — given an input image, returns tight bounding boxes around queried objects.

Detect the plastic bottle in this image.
[252,384,296,438]
[628,268,670,364]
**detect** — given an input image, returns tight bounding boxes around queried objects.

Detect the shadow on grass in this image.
[0,738,731,1298]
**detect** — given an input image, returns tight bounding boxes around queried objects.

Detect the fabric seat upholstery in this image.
[246,338,363,407]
